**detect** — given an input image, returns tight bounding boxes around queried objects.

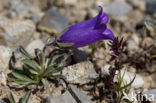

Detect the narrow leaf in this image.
[23,66,39,75]
[22,91,31,103]
[19,46,31,59]
[15,80,30,85]
[41,65,56,77]
[119,74,136,91]
[12,72,36,83]
[9,93,16,103]
[22,59,41,72]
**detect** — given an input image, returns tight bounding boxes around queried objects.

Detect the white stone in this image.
[0,46,12,71]
[117,70,144,89]
[62,61,99,84]
[26,39,45,56]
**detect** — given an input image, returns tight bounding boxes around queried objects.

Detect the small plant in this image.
[102,37,136,103]
[9,91,31,103]
[11,46,70,89]
[115,70,136,103]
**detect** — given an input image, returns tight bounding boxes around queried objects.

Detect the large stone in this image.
[38,8,69,34]
[62,61,99,84]
[103,1,132,21]
[69,85,93,103]
[45,91,77,103]
[26,39,45,56]
[0,46,12,71]
[0,18,35,47]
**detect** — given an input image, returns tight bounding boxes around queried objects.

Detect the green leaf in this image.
[22,91,31,103]
[41,65,56,77]
[38,51,45,69]
[9,93,16,103]
[35,49,45,69]
[12,72,36,83]
[15,67,23,71]
[119,74,136,91]
[22,59,41,73]
[117,70,125,88]
[45,58,50,69]
[19,46,31,59]
[57,53,70,68]
[23,66,39,75]
[56,42,74,48]
[15,80,30,85]
[14,68,24,74]
[51,54,62,64]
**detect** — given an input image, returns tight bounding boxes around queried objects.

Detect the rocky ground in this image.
[0,0,156,103]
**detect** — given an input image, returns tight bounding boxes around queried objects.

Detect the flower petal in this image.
[58,24,107,48]
[102,28,114,40]
[94,6,109,28]
[56,6,114,48]
[101,13,109,24]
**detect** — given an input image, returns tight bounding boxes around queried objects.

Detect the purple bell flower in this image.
[56,6,114,48]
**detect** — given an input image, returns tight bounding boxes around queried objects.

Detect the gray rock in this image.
[143,89,156,101]
[45,91,77,103]
[7,0,41,20]
[103,1,132,21]
[69,85,93,103]
[38,8,69,34]
[7,0,30,18]
[0,18,35,47]
[26,39,45,57]
[73,49,89,62]
[0,46,12,71]
[146,0,156,14]
[62,61,99,84]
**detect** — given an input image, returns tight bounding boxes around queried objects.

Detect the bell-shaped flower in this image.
[56,6,114,48]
